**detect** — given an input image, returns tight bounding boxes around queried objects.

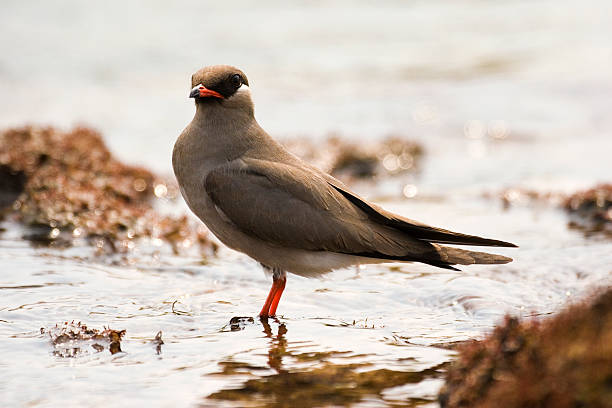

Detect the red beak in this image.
[190,84,223,99]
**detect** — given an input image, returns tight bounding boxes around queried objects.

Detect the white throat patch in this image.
[235,83,250,94]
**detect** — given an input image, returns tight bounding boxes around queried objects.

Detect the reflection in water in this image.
[152,331,164,355]
[207,319,448,407]
[261,318,288,374]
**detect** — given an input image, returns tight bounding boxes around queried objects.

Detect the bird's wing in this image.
[321,175,517,248]
[205,157,437,258]
[205,157,515,270]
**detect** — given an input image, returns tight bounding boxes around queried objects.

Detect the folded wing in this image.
[205,158,515,270]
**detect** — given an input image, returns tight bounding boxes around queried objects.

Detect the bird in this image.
[172,65,517,318]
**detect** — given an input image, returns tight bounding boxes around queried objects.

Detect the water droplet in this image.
[488,120,509,139]
[382,154,400,172]
[403,184,418,198]
[464,120,485,139]
[154,184,168,198]
[398,153,414,169]
[133,178,147,192]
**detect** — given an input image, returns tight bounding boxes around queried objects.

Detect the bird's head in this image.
[189,65,252,113]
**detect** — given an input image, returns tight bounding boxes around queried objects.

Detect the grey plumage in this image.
[173,65,516,315]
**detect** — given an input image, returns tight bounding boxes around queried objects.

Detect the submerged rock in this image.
[0,126,216,254]
[564,183,612,237]
[439,289,612,408]
[284,134,423,181]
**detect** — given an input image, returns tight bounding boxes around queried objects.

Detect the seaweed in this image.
[44,321,126,358]
[0,126,217,254]
[564,183,612,237]
[439,289,612,408]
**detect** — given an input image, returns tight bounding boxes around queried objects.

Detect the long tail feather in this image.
[434,244,513,266]
[331,184,517,248]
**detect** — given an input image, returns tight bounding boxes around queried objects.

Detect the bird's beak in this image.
[189,84,224,99]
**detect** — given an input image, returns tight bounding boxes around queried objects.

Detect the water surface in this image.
[1,1,612,406]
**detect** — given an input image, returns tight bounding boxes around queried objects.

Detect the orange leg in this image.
[259,268,287,318]
[268,277,286,316]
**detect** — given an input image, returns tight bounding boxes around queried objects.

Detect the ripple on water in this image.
[1,172,611,408]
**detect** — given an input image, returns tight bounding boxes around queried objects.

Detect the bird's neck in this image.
[194,102,253,131]
[186,102,257,161]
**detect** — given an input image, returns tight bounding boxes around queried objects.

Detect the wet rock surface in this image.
[486,184,612,239]
[439,289,612,408]
[0,165,26,210]
[564,184,612,237]
[0,126,216,254]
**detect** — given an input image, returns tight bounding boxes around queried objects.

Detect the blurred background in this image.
[1,1,612,407]
[2,0,611,193]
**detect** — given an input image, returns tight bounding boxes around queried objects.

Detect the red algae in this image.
[439,289,612,408]
[0,126,216,254]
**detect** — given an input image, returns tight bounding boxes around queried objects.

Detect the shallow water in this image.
[1,0,612,407]
[2,196,611,407]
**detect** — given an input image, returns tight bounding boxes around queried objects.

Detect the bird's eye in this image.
[230,74,242,88]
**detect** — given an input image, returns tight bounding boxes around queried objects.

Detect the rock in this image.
[0,125,216,255]
[484,183,612,238]
[0,165,26,211]
[564,183,612,237]
[439,289,612,408]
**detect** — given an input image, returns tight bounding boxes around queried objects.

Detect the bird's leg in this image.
[259,268,287,318]
[268,271,286,316]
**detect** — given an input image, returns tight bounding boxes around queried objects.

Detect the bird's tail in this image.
[433,244,512,267]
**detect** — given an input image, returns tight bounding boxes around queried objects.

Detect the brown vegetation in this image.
[487,184,612,238]
[564,183,612,237]
[284,134,423,181]
[439,289,612,408]
[43,321,126,357]
[0,126,216,254]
